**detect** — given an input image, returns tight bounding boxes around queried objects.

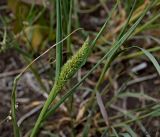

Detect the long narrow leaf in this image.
[55,0,63,80]
[132,46,160,75]
[11,77,20,137]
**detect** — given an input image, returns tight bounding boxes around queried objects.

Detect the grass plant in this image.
[2,0,159,136]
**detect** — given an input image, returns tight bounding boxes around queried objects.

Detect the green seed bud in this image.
[55,38,90,92]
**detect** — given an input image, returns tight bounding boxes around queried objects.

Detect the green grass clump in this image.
[30,38,90,137]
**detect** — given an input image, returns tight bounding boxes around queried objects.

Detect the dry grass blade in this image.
[96,91,109,126]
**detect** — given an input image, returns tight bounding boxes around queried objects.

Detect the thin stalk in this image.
[67,0,73,56]
[90,1,118,49]
[62,0,69,26]
[133,13,160,35]
[73,0,86,38]
[55,0,63,81]
[11,76,21,137]
[117,0,137,39]
[30,84,58,137]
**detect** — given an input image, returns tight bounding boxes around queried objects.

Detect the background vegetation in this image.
[0,0,160,137]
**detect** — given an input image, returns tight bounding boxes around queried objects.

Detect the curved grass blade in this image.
[119,46,160,61]
[132,46,160,75]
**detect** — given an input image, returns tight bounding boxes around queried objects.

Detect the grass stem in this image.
[55,0,63,81]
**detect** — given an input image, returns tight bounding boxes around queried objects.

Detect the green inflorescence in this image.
[55,38,90,93]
